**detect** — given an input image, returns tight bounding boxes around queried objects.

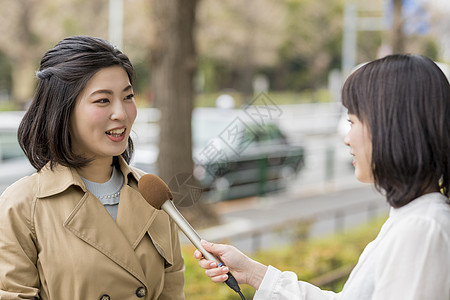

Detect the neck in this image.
[77,157,115,183]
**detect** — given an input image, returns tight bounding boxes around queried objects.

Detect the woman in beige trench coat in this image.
[0,36,185,300]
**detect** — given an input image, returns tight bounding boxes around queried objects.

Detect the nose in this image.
[111,101,126,121]
[344,131,350,146]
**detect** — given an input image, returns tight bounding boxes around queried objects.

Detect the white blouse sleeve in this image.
[253,266,340,300]
[373,215,450,299]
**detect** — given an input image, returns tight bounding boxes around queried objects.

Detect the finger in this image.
[198,259,218,269]
[200,239,213,251]
[194,249,203,259]
[210,274,229,283]
[205,266,229,278]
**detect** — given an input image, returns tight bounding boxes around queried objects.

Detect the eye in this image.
[95,98,110,104]
[124,93,134,100]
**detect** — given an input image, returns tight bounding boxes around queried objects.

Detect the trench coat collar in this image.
[36,157,142,198]
[36,157,158,288]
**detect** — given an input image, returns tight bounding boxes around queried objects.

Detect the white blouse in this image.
[254,192,450,300]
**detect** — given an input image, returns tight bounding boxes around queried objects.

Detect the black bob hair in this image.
[342,54,450,207]
[18,36,135,171]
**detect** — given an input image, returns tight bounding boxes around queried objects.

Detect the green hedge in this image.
[182,214,387,299]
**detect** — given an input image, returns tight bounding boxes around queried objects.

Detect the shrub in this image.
[182,214,387,299]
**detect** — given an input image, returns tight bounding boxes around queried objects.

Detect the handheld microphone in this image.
[138,174,244,298]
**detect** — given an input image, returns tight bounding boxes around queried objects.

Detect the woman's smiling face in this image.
[344,113,374,183]
[69,66,137,162]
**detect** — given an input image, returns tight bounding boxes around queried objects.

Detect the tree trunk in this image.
[151,0,196,182]
[9,0,39,107]
[150,0,219,227]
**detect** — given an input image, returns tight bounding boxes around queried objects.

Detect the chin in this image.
[109,146,128,156]
[354,170,374,183]
[355,174,374,184]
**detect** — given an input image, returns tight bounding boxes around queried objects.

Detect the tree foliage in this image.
[196,0,345,93]
[0,0,111,105]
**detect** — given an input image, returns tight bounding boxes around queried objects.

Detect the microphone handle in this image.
[161,200,221,263]
[161,200,242,293]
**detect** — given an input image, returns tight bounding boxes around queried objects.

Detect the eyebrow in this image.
[90,85,133,96]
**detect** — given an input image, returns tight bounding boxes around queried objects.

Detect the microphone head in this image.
[138,174,173,209]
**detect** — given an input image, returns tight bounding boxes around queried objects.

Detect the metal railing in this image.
[201,197,388,254]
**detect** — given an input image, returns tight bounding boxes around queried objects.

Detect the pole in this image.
[109,0,123,50]
[342,1,357,79]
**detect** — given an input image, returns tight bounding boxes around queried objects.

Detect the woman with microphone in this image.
[195,54,450,299]
[0,36,185,299]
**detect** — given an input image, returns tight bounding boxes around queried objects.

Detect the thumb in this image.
[201,240,223,256]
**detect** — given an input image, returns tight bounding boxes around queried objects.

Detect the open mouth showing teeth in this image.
[106,128,126,137]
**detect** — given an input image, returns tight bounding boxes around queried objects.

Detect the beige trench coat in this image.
[0,158,185,299]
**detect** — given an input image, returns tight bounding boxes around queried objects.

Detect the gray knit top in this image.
[81,167,124,221]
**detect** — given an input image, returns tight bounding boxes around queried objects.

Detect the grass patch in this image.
[182,214,387,299]
[0,101,21,111]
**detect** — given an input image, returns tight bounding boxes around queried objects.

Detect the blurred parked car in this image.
[193,119,305,201]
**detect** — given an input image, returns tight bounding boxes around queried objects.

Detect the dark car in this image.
[192,111,305,201]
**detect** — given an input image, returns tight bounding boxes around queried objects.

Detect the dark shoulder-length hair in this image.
[18,35,135,171]
[342,54,450,207]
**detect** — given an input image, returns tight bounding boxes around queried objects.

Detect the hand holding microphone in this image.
[195,240,268,290]
[138,174,253,298]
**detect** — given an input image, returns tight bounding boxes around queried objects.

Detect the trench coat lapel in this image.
[115,185,158,249]
[63,188,156,286]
